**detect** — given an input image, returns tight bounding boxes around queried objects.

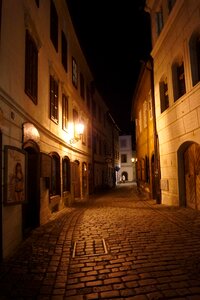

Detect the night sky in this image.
[66,0,152,136]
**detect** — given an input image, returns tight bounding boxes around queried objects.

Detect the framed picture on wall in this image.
[4,146,27,205]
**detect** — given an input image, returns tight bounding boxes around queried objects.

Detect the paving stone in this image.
[1,184,200,299]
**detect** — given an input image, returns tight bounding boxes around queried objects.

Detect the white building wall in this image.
[148,0,200,205]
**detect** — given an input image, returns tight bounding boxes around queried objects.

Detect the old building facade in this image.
[132,61,160,199]
[146,0,200,207]
[0,0,119,259]
[118,135,135,184]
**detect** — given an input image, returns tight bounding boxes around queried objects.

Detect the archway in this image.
[22,140,40,236]
[122,171,128,182]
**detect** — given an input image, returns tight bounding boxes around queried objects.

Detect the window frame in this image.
[61,31,68,72]
[50,0,58,52]
[25,30,38,104]
[159,77,169,113]
[62,93,68,131]
[50,75,59,124]
[72,57,78,88]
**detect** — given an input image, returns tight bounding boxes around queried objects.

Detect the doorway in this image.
[184,143,200,210]
[23,142,40,236]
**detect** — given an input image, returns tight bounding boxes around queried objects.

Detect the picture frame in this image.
[4,145,27,205]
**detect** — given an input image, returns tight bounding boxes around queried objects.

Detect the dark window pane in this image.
[50,75,59,123]
[61,31,68,72]
[25,30,38,104]
[50,0,58,51]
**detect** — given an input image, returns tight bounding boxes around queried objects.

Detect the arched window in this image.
[189,31,200,86]
[172,59,186,101]
[159,76,169,113]
[62,156,70,192]
[49,152,60,196]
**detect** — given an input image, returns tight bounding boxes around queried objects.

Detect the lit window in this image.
[50,75,59,123]
[25,30,38,104]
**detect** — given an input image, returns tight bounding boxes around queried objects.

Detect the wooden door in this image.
[184,143,200,210]
[71,161,80,198]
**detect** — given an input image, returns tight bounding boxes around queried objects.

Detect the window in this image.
[156,8,163,36]
[143,101,147,128]
[159,77,169,113]
[80,73,85,99]
[121,154,127,163]
[86,85,91,110]
[189,33,200,86]
[120,139,127,148]
[62,157,70,192]
[73,109,79,139]
[62,94,68,130]
[172,60,186,101]
[72,57,78,88]
[61,31,68,72]
[50,75,59,123]
[148,91,153,119]
[50,153,60,196]
[25,30,38,104]
[168,0,176,13]
[50,0,58,51]
[35,0,39,7]
[81,118,86,145]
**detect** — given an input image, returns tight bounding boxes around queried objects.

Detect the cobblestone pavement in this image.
[1,184,200,300]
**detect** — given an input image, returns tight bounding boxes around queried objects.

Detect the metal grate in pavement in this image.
[72,238,108,258]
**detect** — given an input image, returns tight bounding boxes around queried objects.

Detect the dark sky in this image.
[66,0,152,135]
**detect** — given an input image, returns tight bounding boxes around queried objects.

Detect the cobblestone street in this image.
[1,184,200,299]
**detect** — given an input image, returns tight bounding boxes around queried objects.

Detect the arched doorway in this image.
[184,143,200,210]
[122,171,128,181]
[22,141,40,236]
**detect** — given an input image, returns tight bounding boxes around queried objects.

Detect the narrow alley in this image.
[1,184,200,300]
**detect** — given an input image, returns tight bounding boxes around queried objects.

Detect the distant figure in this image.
[122,175,125,183]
